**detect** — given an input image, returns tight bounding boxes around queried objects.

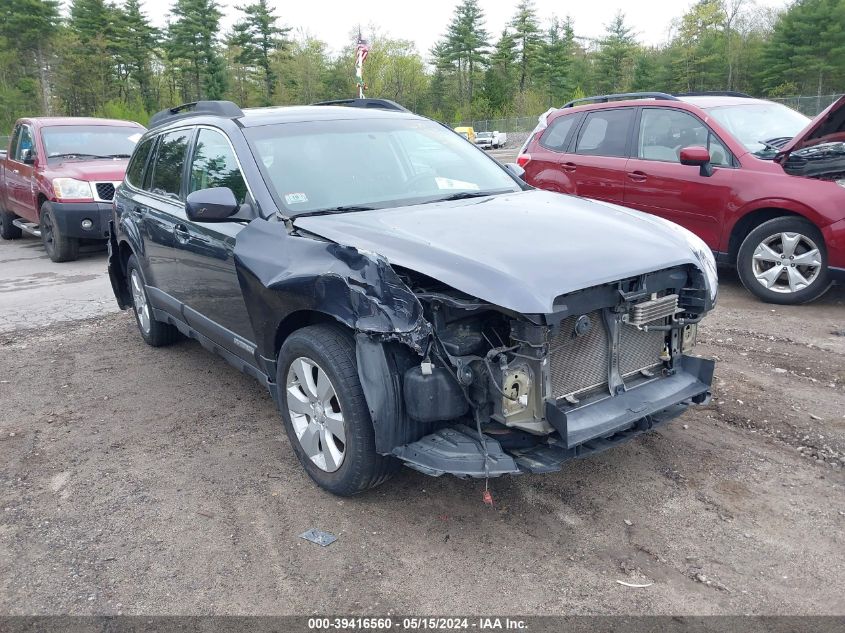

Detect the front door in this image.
[623,107,737,249]
[6,124,38,221]
[179,127,255,358]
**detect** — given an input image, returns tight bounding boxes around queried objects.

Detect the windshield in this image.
[245,118,520,215]
[706,103,810,158]
[477,132,492,139]
[42,125,142,162]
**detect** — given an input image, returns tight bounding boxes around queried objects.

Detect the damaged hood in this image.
[293,190,712,315]
[777,95,845,158]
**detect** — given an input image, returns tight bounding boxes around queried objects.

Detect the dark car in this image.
[0,117,144,261]
[108,99,716,496]
[518,92,845,305]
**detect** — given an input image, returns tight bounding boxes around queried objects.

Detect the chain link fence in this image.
[461,94,844,144]
[768,94,842,116]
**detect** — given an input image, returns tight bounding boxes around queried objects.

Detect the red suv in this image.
[518,92,845,304]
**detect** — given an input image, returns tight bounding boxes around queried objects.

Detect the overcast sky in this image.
[139,0,790,57]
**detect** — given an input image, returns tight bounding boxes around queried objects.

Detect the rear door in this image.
[522,112,583,193]
[562,108,635,203]
[141,127,194,311]
[623,107,737,248]
[179,126,256,354]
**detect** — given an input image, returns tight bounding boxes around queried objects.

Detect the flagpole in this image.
[355,29,368,99]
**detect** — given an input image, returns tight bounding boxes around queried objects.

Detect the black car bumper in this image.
[50,202,112,240]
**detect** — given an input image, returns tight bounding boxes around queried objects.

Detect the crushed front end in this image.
[392,265,715,477]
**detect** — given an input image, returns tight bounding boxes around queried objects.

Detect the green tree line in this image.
[1,0,844,132]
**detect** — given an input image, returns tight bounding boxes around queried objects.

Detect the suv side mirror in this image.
[680,146,713,177]
[505,163,525,179]
[21,148,35,164]
[186,187,240,222]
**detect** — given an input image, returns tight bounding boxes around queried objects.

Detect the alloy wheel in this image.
[130,268,151,334]
[286,357,347,473]
[751,232,822,294]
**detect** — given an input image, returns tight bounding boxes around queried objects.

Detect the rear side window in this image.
[575,109,634,158]
[126,137,154,188]
[540,115,577,151]
[189,129,248,204]
[150,129,191,199]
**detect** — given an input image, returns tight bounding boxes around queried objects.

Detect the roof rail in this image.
[675,91,754,98]
[561,92,679,108]
[311,98,410,113]
[149,101,244,128]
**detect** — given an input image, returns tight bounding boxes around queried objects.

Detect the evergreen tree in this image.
[168,0,227,101]
[443,0,488,108]
[113,0,159,112]
[509,0,541,92]
[482,29,517,114]
[594,11,638,94]
[536,17,575,107]
[229,0,289,105]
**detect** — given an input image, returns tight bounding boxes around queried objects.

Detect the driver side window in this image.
[13,125,35,162]
[639,108,732,167]
[189,129,248,205]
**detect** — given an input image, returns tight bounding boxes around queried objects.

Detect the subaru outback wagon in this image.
[519,92,845,305]
[108,99,716,496]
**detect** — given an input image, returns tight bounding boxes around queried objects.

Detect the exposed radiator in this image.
[548,310,666,400]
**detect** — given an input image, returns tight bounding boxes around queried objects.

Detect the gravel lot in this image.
[1,240,844,616]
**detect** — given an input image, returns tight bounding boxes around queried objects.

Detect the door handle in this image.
[11,169,19,175]
[173,223,190,242]
[561,162,577,173]
[627,171,647,182]
[130,206,145,219]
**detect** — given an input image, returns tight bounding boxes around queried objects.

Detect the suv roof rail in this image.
[561,92,679,108]
[675,91,754,98]
[149,101,244,128]
[311,98,410,113]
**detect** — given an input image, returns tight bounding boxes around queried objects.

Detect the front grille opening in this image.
[95,182,116,201]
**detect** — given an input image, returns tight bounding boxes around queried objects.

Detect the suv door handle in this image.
[173,223,190,242]
[627,171,647,182]
[561,162,577,173]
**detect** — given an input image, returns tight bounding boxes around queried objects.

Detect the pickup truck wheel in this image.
[40,202,79,262]
[0,209,22,240]
[126,255,180,347]
[737,217,831,305]
[277,325,398,496]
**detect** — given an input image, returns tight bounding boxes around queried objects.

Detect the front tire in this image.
[0,207,22,240]
[126,254,180,347]
[277,325,398,496]
[40,202,79,262]
[737,216,831,305]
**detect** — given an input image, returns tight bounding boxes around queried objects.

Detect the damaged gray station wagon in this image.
[108,99,717,496]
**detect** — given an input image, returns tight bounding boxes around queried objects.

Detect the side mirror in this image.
[21,148,35,164]
[679,146,713,177]
[186,187,239,222]
[505,162,525,180]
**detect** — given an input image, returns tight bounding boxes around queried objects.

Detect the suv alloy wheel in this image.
[737,217,831,305]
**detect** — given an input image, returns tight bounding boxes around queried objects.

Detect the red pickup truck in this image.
[0,117,145,262]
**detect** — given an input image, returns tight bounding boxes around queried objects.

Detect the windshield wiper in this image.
[97,153,132,158]
[757,137,793,151]
[49,153,99,159]
[421,189,509,204]
[293,205,377,218]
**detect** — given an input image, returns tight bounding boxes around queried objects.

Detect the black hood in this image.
[293,190,713,314]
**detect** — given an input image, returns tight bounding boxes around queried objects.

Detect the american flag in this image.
[355,37,369,73]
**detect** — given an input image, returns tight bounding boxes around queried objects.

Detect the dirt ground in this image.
[0,270,844,616]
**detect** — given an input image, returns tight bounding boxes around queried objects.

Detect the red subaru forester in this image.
[518,92,845,304]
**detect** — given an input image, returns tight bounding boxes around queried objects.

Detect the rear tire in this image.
[40,202,79,262]
[0,208,22,240]
[126,254,180,347]
[277,324,398,496]
[737,216,831,305]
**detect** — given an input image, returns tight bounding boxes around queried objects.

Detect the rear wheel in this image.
[737,216,831,305]
[0,207,22,240]
[126,254,180,347]
[40,202,79,262]
[277,325,398,496]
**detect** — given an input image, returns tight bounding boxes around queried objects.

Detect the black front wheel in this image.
[40,202,79,262]
[277,325,398,496]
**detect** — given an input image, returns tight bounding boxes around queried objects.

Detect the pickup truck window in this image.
[189,129,248,204]
[126,137,155,189]
[149,129,191,200]
[13,125,34,162]
[42,125,141,163]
